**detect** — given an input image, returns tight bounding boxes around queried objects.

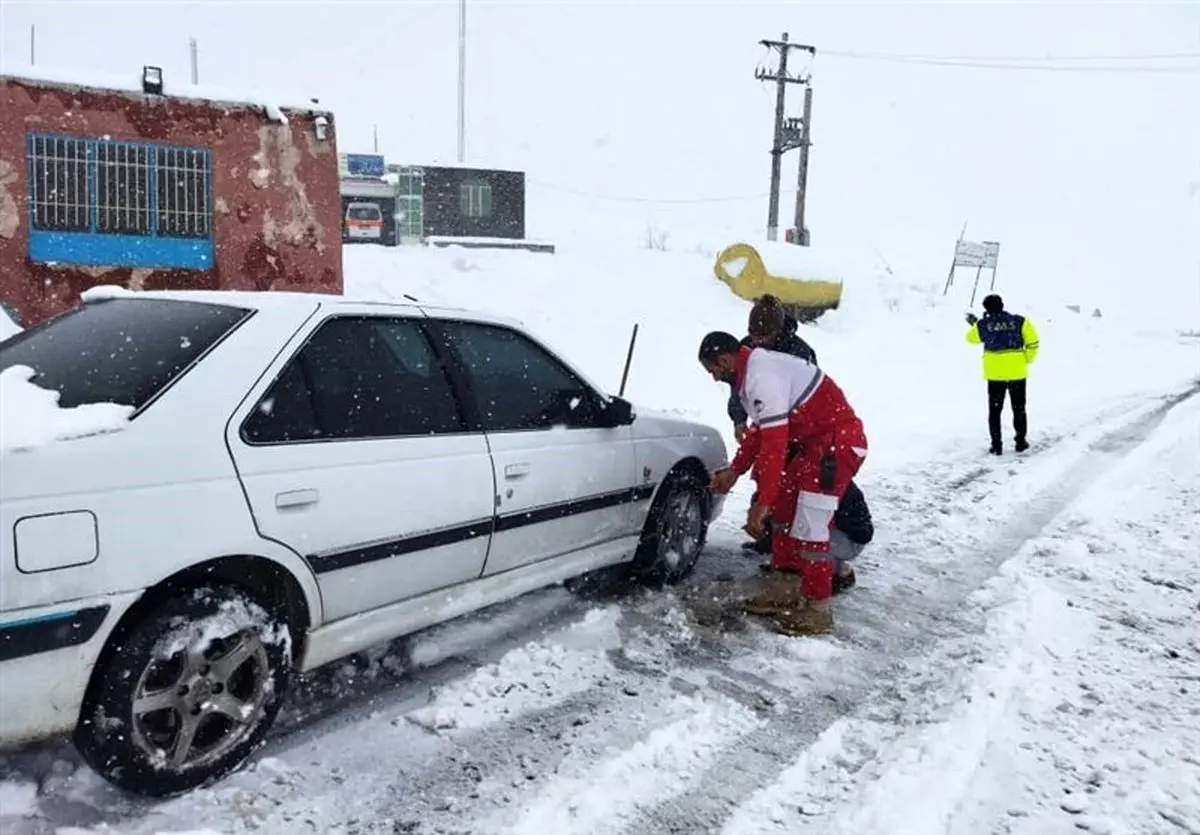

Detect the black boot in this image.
[1014,438,1030,452]
[833,569,857,595]
[989,442,1002,455]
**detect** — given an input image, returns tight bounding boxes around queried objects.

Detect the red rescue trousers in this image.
[771,422,868,602]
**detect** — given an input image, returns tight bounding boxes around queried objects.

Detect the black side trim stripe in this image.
[308,483,658,575]
[0,605,110,663]
[309,518,494,574]
[493,484,656,533]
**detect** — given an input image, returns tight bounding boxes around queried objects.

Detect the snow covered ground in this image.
[1,244,1198,834]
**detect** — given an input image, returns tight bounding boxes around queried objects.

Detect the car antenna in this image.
[403,293,419,302]
[618,322,639,398]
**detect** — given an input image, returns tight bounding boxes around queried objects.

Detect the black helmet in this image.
[982,294,1004,314]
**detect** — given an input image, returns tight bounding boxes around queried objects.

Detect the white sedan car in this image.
[0,289,728,797]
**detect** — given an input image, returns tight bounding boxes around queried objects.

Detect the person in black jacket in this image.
[731,295,871,594]
[727,298,817,437]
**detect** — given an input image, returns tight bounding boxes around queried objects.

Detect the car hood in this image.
[629,404,729,471]
[631,405,715,436]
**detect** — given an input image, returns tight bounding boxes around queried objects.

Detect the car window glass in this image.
[0,298,249,411]
[243,358,319,443]
[244,317,464,443]
[439,321,599,432]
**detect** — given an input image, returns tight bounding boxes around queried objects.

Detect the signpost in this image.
[943,233,1001,308]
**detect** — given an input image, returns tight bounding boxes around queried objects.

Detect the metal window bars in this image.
[96,141,151,235]
[157,147,211,239]
[27,135,212,240]
[459,182,492,218]
[28,135,90,231]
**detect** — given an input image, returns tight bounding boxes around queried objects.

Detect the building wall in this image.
[420,167,525,240]
[0,77,343,327]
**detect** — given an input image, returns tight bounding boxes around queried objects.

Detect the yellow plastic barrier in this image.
[714,242,843,322]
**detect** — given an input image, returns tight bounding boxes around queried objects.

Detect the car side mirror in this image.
[599,396,635,428]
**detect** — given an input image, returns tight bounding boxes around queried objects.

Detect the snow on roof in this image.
[0,365,133,454]
[1,61,330,125]
[415,160,525,175]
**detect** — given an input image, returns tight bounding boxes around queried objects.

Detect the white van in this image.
[344,202,383,241]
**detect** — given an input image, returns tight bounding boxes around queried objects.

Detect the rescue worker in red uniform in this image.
[699,331,869,636]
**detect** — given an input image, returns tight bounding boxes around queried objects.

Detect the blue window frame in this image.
[26,133,215,271]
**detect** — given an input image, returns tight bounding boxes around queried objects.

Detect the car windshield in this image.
[0,298,251,411]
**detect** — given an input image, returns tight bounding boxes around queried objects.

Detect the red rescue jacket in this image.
[729,346,861,506]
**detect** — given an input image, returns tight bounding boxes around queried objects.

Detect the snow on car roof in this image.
[78,286,522,329]
[2,61,329,124]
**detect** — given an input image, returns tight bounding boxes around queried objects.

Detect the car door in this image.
[430,318,640,577]
[227,311,495,624]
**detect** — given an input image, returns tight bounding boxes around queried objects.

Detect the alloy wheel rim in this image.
[660,492,703,569]
[130,627,272,771]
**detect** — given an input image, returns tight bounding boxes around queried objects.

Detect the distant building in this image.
[337,154,552,253]
[0,66,343,327]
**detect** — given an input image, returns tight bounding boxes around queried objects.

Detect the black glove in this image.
[965,312,978,325]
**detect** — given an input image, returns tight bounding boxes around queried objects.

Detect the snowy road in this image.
[2,382,1198,835]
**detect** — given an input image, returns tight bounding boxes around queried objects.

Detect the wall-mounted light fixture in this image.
[142,66,164,95]
[313,115,329,142]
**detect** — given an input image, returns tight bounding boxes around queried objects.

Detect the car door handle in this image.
[504,463,531,480]
[276,489,319,509]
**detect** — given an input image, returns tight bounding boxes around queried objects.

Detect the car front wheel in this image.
[74,585,293,797]
[634,471,709,587]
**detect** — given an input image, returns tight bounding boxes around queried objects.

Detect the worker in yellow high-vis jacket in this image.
[965,294,1040,455]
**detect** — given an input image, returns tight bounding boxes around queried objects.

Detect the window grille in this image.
[95,141,151,236]
[156,147,212,239]
[28,135,90,232]
[460,182,493,219]
[26,132,215,270]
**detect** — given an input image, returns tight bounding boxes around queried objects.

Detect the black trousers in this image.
[988,379,1027,447]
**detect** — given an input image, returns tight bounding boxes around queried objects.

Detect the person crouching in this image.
[700,331,869,636]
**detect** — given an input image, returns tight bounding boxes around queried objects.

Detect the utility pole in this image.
[756,33,816,243]
[189,37,199,84]
[457,0,466,163]
[30,24,36,65]
[793,84,813,246]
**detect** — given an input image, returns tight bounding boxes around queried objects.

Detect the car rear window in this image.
[0,298,251,411]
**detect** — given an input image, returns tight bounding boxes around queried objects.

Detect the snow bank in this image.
[0,366,133,454]
[343,245,1200,472]
[2,62,326,124]
[0,780,38,819]
[0,308,20,341]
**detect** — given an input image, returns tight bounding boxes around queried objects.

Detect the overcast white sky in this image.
[2,1,1198,322]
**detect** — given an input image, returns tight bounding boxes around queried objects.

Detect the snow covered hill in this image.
[2,244,1198,835]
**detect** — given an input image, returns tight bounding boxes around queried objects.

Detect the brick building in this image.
[0,66,343,327]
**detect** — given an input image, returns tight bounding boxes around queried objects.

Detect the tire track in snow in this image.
[474,694,764,835]
[721,382,1200,835]
[627,380,1200,834]
[9,385,1197,835]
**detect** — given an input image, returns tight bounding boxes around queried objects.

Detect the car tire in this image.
[74,585,293,797]
[633,470,710,588]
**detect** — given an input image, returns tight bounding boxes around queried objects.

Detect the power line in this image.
[526,178,795,205]
[830,49,1200,62]
[822,48,1200,73]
